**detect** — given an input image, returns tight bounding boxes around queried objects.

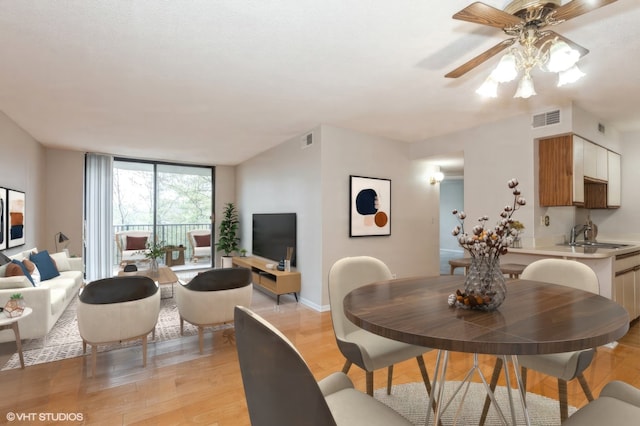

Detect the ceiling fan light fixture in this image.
[557,64,586,87]
[490,52,518,83]
[514,73,536,99]
[476,76,499,98]
[546,40,581,73]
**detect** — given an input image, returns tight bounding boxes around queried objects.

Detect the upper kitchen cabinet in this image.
[607,150,621,208]
[583,138,608,181]
[539,134,621,208]
[539,135,584,206]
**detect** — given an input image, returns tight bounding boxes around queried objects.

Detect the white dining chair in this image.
[481,258,600,424]
[328,256,434,397]
[563,380,640,425]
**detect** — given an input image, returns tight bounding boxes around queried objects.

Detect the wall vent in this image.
[532,109,561,128]
[300,132,313,149]
[598,123,605,134]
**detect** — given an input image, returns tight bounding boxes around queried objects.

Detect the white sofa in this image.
[0,248,83,343]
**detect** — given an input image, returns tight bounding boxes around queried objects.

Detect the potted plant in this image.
[5,293,25,318]
[142,240,166,275]
[216,203,240,268]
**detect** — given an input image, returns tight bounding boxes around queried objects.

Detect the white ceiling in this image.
[0,1,638,166]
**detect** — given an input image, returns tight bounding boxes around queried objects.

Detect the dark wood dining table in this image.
[343,275,629,425]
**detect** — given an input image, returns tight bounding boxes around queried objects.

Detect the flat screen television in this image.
[252,213,297,266]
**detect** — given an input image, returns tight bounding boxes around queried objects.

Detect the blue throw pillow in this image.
[30,250,60,281]
[10,259,35,286]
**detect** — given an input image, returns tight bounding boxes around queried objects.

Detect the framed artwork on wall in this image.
[0,187,6,250]
[7,189,25,248]
[349,175,391,237]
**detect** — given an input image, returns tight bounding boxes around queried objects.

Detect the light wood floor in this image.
[1,288,639,425]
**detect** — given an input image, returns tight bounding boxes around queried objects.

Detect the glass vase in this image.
[150,258,159,277]
[460,256,507,311]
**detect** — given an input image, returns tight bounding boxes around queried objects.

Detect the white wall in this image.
[411,113,537,247]
[44,148,84,255]
[320,126,440,307]
[440,179,464,252]
[593,129,640,240]
[237,126,323,308]
[411,102,629,248]
[237,124,440,310]
[0,111,45,255]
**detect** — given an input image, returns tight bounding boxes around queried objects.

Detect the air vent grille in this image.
[532,109,560,128]
[300,133,313,149]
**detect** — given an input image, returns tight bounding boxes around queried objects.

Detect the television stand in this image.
[232,257,301,304]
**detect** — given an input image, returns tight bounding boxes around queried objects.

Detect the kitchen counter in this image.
[507,242,640,259]
[501,241,640,310]
[436,236,640,325]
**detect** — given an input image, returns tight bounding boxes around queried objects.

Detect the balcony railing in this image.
[113,223,211,265]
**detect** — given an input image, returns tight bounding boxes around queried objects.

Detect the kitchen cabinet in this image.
[614,251,640,321]
[539,134,620,208]
[607,150,621,207]
[583,139,608,181]
[539,135,584,206]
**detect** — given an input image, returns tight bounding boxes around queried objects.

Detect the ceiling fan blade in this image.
[552,0,618,22]
[452,2,523,29]
[538,31,590,58]
[445,39,516,78]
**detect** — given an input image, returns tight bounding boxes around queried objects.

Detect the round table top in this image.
[343,275,630,355]
[0,307,33,325]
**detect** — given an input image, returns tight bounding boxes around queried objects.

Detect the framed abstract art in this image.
[349,175,391,237]
[7,189,25,248]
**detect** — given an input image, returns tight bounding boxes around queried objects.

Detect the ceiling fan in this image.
[445,0,618,97]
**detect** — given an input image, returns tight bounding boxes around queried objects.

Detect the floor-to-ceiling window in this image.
[113,159,214,268]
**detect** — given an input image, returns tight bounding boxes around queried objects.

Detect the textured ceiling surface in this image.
[0,1,638,165]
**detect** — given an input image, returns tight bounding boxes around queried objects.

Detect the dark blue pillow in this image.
[30,250,60,281]
[10,259,35,286]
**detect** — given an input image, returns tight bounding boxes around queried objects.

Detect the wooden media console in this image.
[232,256,300,304]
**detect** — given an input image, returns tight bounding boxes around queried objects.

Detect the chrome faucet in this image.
[569,224,591,246]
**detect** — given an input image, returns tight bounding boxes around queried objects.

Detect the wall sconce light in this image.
[429,172,445,185]
[55,231,70,252]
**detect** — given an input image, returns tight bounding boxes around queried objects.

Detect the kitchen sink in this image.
[561,242,632,249]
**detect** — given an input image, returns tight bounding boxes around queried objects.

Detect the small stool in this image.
[449,258,472,275]
[500,263,527,279]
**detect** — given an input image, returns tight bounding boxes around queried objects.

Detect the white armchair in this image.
[187,229,211,262]
[115,230,152,264]
[176,267,252,353]
[77,276,160,376]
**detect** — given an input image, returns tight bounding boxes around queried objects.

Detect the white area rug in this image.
[1,286,231,370]
[375,381,576,426]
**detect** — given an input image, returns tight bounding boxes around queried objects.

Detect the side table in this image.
[0,307,33,368]
[164,246,186,267]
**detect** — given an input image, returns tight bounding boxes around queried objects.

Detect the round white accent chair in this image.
[77,276,160,376]
[176,267,252,353]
